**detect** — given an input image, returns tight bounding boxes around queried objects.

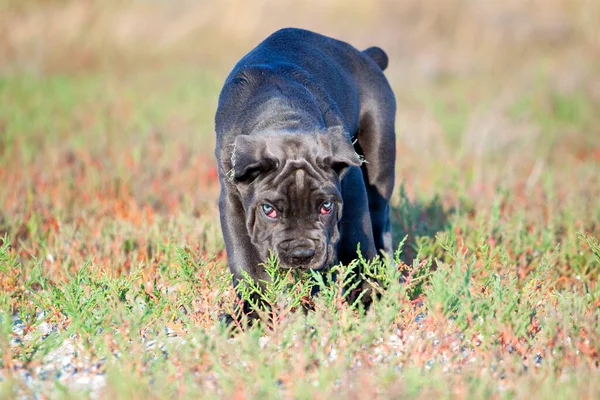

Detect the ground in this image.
[0,0,599,398]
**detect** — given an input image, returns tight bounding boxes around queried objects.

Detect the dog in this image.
[215,28,396,305]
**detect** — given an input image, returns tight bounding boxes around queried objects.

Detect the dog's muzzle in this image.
[277,238,321,268]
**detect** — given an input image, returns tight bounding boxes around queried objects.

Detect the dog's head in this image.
[228,126,361,270]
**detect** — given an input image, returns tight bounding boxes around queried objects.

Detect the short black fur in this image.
[215,28,396,308]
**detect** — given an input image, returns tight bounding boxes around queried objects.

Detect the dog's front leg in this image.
[218,186,269,324]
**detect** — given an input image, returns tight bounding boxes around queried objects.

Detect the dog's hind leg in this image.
[355,85,396,258]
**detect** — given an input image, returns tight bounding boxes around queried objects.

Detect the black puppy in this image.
[215,28,396,301]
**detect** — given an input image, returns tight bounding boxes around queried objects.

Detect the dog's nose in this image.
[289,246,315,260]
[279,239,316,265]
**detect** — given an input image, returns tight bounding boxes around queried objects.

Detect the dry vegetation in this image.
[1,0,599,398]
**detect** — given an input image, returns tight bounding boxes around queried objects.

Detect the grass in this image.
[1,67,598,400]
[1,0,600,398]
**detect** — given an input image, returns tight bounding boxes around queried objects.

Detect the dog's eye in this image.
[262,204,278,219]
[320,201,333,215]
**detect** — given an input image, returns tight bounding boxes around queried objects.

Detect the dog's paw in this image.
[218,312,236,328]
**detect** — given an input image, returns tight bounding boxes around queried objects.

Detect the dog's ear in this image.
[323,126,363,177]
[230,135,277,183]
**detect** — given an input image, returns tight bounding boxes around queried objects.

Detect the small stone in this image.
[259,336,269,349]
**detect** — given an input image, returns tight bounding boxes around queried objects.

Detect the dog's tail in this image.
[363,46,388,71]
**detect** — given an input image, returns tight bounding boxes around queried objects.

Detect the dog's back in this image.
[216,28,390,140]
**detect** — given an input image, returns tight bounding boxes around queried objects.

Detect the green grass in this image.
[1,56,600,399]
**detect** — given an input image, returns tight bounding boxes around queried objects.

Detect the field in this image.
[1,0,600,398]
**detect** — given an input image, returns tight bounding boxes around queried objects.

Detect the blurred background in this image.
[2,2,600,396]
[2,0,598,156]
[1,0,599,259]
[2,0,598,80]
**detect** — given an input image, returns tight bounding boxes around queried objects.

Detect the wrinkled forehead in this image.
[270,157,330,188]
[261,133,327,160]
[255,165,340,206]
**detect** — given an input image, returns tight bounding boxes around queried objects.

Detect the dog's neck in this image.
[248,95,323,133]
[244,77,346,135]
